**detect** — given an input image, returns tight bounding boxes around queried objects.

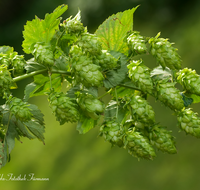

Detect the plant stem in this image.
[13,69,71,83]
[98,89,112,99]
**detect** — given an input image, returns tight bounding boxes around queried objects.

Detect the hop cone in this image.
[177,108,200,138]
[129,95,155,127]
[149,33,181,70]
[154,78,184,111]
[48,92,80,125]
[12,54,26,75]
[78,93,104,120]
[94,50,118,70]
[177,68,200,96]
[124,129,156,160]
[127,31,147,55]
[64,14,85,35]
[0,54,10,67]
[76,33,102,56]
[33,43,54,67]
[70,46,104,87]
[99,121,124,147]
[127,60,154,94]
[0,65,13,96]
[149,125,177,154]
[9,97,32,122]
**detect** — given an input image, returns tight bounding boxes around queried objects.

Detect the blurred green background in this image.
[1,0,200,189]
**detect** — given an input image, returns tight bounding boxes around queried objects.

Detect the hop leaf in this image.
[153,78,184,111]
[149,33,181,70]
[77,93,105,120]
[8,97,32,122]
[177,68,200,96]
[48,92,80,125]
[33,43,54,67]
[99,121,124,147]
[127,31,147,55]
[129,95,155,127]
[127,59,154,94]
[149,125,177,154]
[124,128,156,160]
[177,108,200,138]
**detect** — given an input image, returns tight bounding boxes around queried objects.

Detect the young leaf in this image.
[95,7,138,55]
[76,115,96,134]
[22,4,68,54]
[24,73,63,101]
[0,46,14,54]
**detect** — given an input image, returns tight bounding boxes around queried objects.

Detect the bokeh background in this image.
[1,0,200,189]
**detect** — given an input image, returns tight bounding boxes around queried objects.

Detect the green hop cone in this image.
[63,11,85,35]
[9,97,32,122]
[48,92,80,125]
[127,60,154,94]
[99,121,124,147]
[129,95,155,127]
[70,46,104,87]
[149,33,181,70]
[78,93,105,120]
[177,68,200,96]
[127,31,147,55]
[154,78,184,111]
[149,125,177,154]
[93,50,118,70]
[33,43,54,67]
[12,54,26,75]
[0,54,10,67]
[177,108,200,138]
[0,65,13,96]
[123,128,156,160]
[76,33,102,56]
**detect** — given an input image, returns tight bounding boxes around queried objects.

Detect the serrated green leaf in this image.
[76,115,96,134]
[29,104,45,125]
[103,52,128,88]
[95,7,138,55]
[24,73,63,100]
[25,58,46,73]
[22,4,68,54]
[180,92,193,107]
[24,120,45,144]
[0,46,14,54]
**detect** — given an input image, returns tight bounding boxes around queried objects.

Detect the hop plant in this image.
[127,31,147,55]
[93,50,118,70]
[76,33,102,56]
[48,92,80,125]
[33,43,54,67]
[0,65,13,96]
[153,78,184,111]
[77,93,105,120]
[99,121,124,147]
[70,45,104,87]
[0,54,10,67]
[123,128,156,160]
[176,68,200,96]
[177,108,200,138]
[127,60,154,94]
[148,125,177,154]
[149,33,181,70]
[8,97,32,122]
[129,95,155,127]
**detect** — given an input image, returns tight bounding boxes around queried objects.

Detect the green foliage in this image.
[1,4,200,168]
